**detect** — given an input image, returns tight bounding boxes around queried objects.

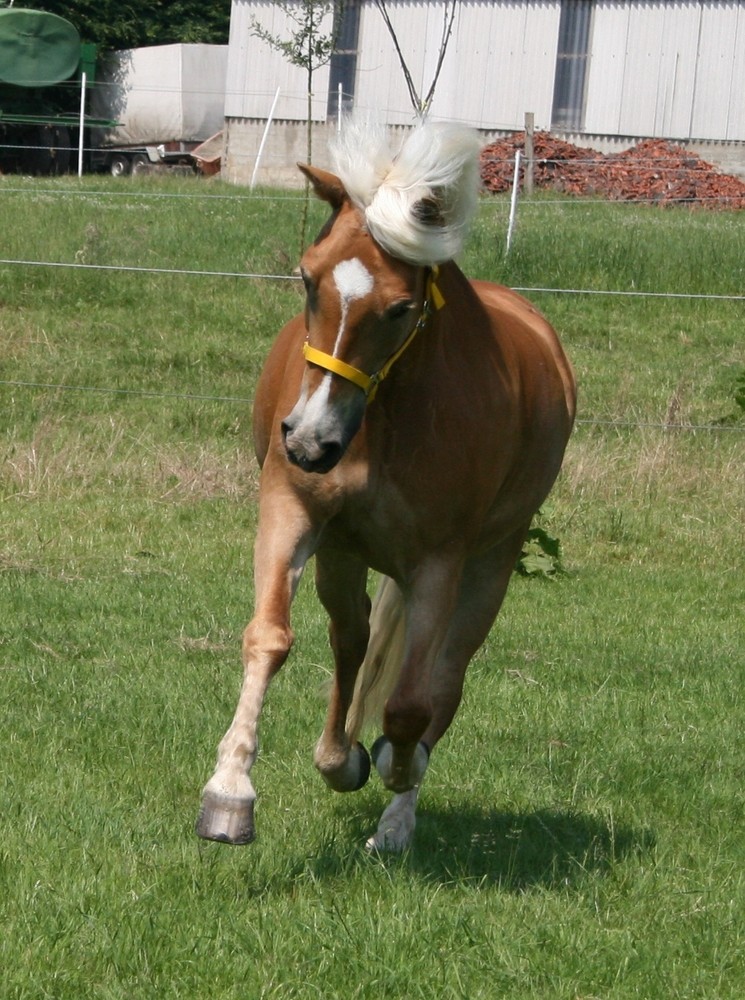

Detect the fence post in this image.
[77,72,87,178]
[524,111,534,197]
[251,87,281,190]
[505,149,522,255]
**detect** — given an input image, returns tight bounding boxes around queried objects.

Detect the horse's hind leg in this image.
[367,525,529,852]
[421,524,530,752]
[371,555,464,797]
[313,548,372,791]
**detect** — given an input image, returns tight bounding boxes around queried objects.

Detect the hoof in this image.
[365,790,418,852]
[349,741,372,791]
[318,742,371,793]
[195,792,255,845]
[371,736,429,793]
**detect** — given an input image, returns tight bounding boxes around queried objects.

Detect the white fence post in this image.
[77,72,87,177]
[251,87,281,190]
[506,149,522,255]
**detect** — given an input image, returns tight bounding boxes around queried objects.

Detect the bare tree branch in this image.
[422,0,459,113]
[374,0,460,119]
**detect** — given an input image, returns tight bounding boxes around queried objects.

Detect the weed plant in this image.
[1,175,743,999]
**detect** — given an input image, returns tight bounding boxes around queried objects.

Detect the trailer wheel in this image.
[130,153,150,175]
[109,153,131,177]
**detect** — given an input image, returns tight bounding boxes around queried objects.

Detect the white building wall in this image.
[353,0,560,128]
[226,0,745,137]
[224,1,745,185]
[584,1,745,140]
[692,2,745,140]
[225,0,334,121]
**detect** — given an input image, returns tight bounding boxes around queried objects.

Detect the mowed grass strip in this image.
[1,174,744,999]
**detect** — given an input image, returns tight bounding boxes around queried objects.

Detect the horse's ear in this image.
[298,163,346,209]
[412,192,446,228]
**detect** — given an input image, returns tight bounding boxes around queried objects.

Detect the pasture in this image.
[1,172,743,999]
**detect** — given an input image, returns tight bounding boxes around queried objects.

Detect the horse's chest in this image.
[322,475,477,575]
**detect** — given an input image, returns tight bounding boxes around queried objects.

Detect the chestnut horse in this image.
[196,121,576,851]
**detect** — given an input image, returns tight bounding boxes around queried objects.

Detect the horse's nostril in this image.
[284,435,344,474]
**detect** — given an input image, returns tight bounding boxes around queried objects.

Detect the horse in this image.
[196,119,576,852]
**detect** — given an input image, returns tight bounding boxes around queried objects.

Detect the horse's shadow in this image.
[312,800,654,891]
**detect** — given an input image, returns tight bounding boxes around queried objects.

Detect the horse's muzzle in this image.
[282,422,345,474]
[281,390,365,474]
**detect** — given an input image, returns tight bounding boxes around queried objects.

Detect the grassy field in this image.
[1,172,744,999]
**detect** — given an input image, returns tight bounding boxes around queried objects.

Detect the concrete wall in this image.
[224,117,745,189]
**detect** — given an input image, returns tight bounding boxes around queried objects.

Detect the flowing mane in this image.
[329,119,482,266]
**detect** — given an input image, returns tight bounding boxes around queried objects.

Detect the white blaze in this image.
[300,258,374,421]
[331,257,374,356]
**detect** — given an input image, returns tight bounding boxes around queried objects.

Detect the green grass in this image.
[1,174,744,999]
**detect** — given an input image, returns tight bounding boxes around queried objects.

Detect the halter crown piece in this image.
[302,266,445,403]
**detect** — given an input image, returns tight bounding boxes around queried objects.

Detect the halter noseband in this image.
[302,266,445,403]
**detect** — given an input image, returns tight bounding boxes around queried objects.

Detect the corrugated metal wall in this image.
[225,0,334,120]
[226,0,560,127]
[353,0,560,127]
[226,0,745,141]
[585,0,745,140]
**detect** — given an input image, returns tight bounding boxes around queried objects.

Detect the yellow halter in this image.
[302,266,445,403]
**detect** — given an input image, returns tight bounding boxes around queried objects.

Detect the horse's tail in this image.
[345,575,405,744]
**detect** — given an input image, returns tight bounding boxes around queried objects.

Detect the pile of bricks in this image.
[480,132,745,208]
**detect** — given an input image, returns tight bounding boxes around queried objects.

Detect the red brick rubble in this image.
[480,133,745,209]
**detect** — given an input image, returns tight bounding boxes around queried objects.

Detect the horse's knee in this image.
[242,618,294,673]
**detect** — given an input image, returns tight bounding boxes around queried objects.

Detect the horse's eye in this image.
[300,269,318,309]
[386,300,415,321]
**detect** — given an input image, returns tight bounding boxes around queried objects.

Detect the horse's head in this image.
[281,121,481,475]
[281,167,430,473]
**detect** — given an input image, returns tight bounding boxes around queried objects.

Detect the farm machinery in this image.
[0,2,111,173]
[0,3,227,176]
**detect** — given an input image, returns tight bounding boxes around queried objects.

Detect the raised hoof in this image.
[195,793,255,845]
[371,736,429,793]
[318,742,371,793]
[349,741,371,791]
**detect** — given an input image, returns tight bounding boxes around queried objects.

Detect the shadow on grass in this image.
[311,800,655,891]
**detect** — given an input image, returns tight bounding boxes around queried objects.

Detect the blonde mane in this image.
[329,118,482,266]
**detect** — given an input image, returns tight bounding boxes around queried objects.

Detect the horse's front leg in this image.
[196,491,315,845]
[313,548,372,792]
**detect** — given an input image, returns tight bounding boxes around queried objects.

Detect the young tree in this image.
[251,0,343,250]
[251,0,342,167]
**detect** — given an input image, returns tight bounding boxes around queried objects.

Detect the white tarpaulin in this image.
[91,44,228,145]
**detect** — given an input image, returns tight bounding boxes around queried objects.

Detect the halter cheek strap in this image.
[302,266,445,403]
